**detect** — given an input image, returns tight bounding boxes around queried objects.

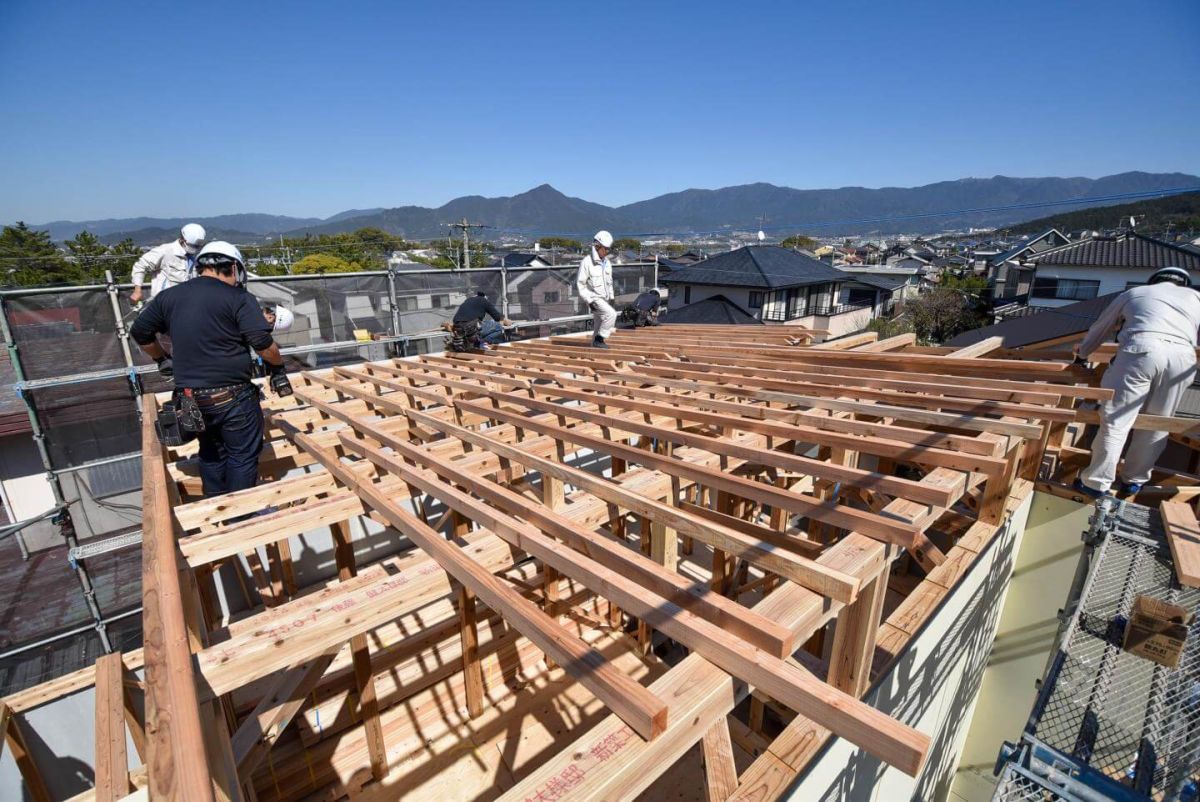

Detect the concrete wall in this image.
[949,492,1090,801]
[784,490,1034,801]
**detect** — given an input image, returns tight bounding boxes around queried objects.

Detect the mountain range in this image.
[24,171,1199,244]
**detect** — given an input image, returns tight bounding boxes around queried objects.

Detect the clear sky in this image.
[1,0,1198,223]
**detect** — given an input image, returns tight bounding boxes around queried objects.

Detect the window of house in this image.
[684,286,691,304]
[431,294,451,309]
[748,291,763,309]
[1031,277,1100,301]
[396,296,418,312]
[543,291,560,304]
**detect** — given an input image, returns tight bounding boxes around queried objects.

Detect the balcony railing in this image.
[760,300,873,323]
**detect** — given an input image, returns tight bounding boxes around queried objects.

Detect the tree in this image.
[65,230,109,282]
[780,234,819,251]
[613,238,642,254]
[291,253,362,274]
[0,222,76,286]
[106,238,143,279]
[538,237,582,252]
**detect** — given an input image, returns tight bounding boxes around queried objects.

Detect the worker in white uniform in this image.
[1073,266,1200,498]
[576,230,616,348]
[130,223,207,303]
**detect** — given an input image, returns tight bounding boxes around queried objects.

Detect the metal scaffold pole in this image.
[0,296,113,651]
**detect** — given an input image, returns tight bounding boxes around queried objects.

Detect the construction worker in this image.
[447,291,511,352]
[129,223,207,303]
[1073,266,1200,498]
[261,303,295,332]
[577,230,616,348]
[621,287,668,327]
[130,242,293,497]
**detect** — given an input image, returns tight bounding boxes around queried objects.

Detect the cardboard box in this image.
[1123,594,1193,668]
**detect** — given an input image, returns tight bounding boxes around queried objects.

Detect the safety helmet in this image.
[1148,266,1191,287]
[195,241,247,285]
[180,223,207,254]
[593,230,614,249]
[655,287,668,300]
[271,305,295,332]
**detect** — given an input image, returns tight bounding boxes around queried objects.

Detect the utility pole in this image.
[449,219,487,269]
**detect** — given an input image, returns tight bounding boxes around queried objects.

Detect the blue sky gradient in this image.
[1,0,1198,222]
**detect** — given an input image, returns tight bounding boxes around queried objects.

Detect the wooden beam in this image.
[344,432,929,774]
[454,397,931,554]
[702,719,738,802]
[346,415,794,657]
[291,425,670,741]
[405,406,862,603]
[827,570,888,697]
[947,336,1004,359]
[458,586,485,718]
[95,653,132,801]
[231,647,340,775]
[856,333,916,352]
[139,396,226,802]
[1161,501,1200,588]
[812,331,879,350]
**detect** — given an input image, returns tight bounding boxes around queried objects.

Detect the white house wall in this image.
[1029,265,1156,308]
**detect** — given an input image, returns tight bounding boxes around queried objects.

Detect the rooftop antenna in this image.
[757,214,767,243]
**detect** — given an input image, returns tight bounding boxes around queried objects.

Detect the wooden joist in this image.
[1161,501,1200,587]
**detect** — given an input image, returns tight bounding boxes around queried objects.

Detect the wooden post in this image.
[95,653,132,801]
[827,570,888,697]
[701,719,738,802]
[330,519,387,780]
[459,586,485,717]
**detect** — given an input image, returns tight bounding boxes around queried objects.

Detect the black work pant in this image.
[196,384,265,498]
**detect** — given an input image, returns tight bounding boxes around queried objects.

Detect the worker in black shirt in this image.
[620,287,668,327]
[130,242,293,497]
[447,291,511,352]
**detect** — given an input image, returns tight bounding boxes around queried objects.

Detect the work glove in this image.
[155,356,173,379]
[268,363,293,397]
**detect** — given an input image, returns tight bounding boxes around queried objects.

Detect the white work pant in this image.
[1081,343,1196,492]
[590,298,617,340]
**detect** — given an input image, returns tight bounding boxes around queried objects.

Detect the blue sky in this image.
[1,0,1198,222]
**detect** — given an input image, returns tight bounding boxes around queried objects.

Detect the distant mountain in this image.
[1006,190,1200,237]
[286,184,632,239]
[616,172,1200,235]
[22,171,1200,242]
[98,227,263,247]
[31,213,324,242]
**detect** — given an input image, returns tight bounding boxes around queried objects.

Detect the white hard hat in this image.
[594,230,614,249]
[271,305,295,332]
[180,223,207,254]
[195,241,245,268]
[655,287,668,300]
[1149,266,1191,287]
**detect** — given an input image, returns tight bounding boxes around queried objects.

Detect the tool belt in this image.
[153,384,249,446]
[448,319,482,352]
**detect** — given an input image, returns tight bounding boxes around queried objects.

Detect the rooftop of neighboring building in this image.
[660,245,849,290]
[664,294,763,325]
[1030,231,1200,270]
[945,292,1120,348]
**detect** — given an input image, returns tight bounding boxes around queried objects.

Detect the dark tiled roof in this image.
[660,246,848,290]
[850,276,906,292]
[1031,232,1200,270]
[665,295,762,325]
[988,229,1069,267]
[945,292,1121,348]
[501,252,545,267]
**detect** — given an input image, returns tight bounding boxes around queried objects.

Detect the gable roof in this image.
[989,228,1070,267]
[849,275,906,292]
[666,294,763,325]
[501,252,548,267]
[945,292,1120,348]
[659,246,849,290]
[1030,232,1200,271]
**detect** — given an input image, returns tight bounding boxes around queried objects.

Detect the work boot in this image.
[1116,480,1143,496]
[1071,478,1109,500]
[592,336,609,349]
